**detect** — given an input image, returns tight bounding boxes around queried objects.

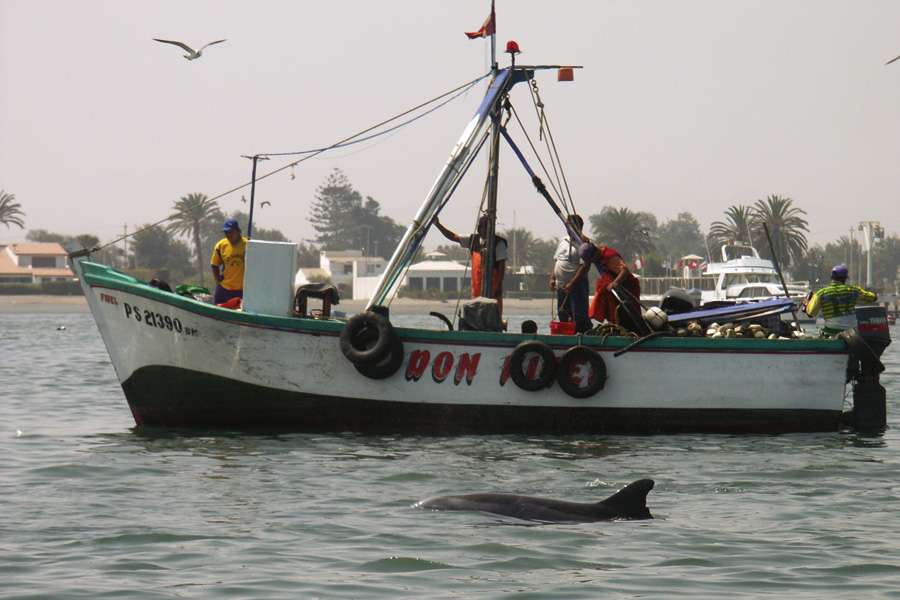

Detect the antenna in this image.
[490,0,497,71]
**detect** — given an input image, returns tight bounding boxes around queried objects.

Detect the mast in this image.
[482,0,500,300]
[481,97,502,299]
[365,70,514,310]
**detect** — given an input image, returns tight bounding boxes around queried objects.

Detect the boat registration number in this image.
[123,302,199,336]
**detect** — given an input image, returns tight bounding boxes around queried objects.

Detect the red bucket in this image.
[550,320,576,335]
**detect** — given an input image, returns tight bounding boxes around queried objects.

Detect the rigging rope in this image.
[527,80,577,216]
[507,102,567,210]
[80,73,492,256]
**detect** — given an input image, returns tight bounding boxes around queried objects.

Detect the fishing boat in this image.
[73,22,889,434]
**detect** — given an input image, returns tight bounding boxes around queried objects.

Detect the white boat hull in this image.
[78,262,851,433]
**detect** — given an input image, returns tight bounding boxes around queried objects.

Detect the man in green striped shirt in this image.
[804,264,877,335]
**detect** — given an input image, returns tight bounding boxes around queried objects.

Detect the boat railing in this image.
[638,276,718,296]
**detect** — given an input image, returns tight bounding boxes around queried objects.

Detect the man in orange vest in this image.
[434,215,508,313]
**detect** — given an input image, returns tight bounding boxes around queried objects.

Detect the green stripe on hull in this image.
[79,260,847,354]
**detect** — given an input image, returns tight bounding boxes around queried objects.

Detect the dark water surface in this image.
[2,313,899,599]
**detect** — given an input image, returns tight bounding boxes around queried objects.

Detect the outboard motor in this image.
[660,288,696,315]
[842,306,890,433]
[855,305,891,357]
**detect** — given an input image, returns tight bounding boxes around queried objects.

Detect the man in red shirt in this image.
[562,242,640,324]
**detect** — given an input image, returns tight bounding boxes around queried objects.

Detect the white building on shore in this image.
[405,260,470,293]
[0,243,75,283]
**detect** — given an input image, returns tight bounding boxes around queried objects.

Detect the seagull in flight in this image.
[153,38,227,61]
[887,53,900,66]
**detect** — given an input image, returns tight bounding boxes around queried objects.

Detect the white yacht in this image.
[702,242,809,304]
[639,242,809,307]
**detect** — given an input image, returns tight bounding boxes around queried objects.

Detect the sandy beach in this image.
[0,295,90,314]
[0,294,553,316]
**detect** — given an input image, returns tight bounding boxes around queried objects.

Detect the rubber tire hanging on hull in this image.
[340,311,395,366]
[557,345,606,398]
[354,335,404,379]
[509,341,557,391]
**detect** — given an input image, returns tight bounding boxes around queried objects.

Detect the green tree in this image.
[309,169,404,259]
[132,224,192,274]
[0,191,25,229]
[656,212,705,261]
[589,206,655,260]
[708,205,756,249]
[26,229,68,243]
[434,243,470,262]
[296,241,320,268]
[502,227,536,270]
[167,193,223,283]
[872,235,900,289]
[790,245,828,284]
[500,227,557,274]
[228,210,289,242]
[752,195,809,267]
[74,234,100,250]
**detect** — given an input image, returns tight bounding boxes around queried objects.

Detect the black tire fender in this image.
[355,334,404,379]
[557,346,606,398]
[340,311,395,366]
[509,341,557,392]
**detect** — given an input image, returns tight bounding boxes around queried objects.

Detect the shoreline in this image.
[0,294,555,316]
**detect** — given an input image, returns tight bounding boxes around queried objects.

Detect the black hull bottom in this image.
[121,366,842,434]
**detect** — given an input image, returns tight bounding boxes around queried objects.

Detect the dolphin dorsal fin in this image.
[599,479,655,517]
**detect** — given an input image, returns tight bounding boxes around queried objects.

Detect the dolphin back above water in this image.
[417,479,655,522]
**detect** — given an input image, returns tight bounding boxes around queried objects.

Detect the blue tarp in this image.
[667,298,795,326]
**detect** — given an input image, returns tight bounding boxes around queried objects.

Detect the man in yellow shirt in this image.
[210,218,248,306]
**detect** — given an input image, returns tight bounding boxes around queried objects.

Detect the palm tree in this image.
[752,194,808,266]
[167,193,223,283]
[708,205,756,248]
[589,207,655,260]
[0,190,25,229]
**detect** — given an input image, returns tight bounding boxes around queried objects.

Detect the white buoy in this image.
[643,306,668,331]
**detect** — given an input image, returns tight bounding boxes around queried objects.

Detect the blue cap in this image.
[831,264,849,279]
[222,218,240,232]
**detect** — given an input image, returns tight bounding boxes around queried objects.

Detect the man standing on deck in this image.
[562,241,640,327]
[549,214,591,332]
[433,215,507,314]
[210,218,248,306]
[804,264,877,335]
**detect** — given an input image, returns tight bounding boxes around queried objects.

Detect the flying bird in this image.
[887,53,900,66]
[153,38,227,61]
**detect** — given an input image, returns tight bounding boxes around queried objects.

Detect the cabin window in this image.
[408,277,423,290]
[444,277,458,292]
[425,277,441,290]
[343,263,353,274]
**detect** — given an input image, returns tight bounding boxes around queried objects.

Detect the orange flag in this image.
[465,5,496,39]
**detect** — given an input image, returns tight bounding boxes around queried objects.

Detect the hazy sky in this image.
[2,0,899,251]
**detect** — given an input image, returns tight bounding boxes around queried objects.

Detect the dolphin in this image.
[417,479,654,523]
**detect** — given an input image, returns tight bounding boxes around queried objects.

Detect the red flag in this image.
[465,5,496,39]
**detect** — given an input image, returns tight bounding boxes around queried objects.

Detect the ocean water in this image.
[2,312,899,599]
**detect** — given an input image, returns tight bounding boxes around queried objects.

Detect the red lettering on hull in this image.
[432,351,454,383]
[405,350,430,381]
[454,353,481,385]
[500,355,511,386]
